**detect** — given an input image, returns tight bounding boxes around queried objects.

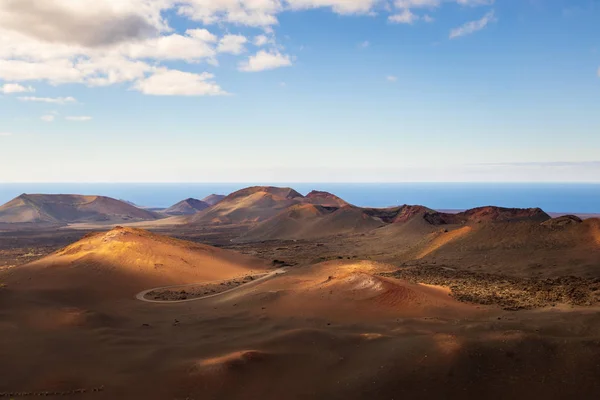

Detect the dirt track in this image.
[135,268,287,303]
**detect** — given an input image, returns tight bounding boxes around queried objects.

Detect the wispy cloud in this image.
[0,132,13,136]
[449,10,496,39]
[358,40,370,49]
[387,75,398,82]
[0,83,34,94]
[41,115,56,122]
[66,116,93,122]
[389,9,419,24]
[19,96,77,104]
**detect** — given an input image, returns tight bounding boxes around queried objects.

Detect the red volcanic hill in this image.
[189,186,305,225]
[163,198,210,216]
[304,190,349,207]
[0,194,158,225]
[2,227,268,301]
[202,194,226,206]
[240,204,384,241]
[423,206,551,225]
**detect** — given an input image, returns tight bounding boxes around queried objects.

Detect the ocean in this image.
[1,183,599,214]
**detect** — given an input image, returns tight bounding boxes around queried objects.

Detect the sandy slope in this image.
[3,253,600,399]
[2,227,268,302]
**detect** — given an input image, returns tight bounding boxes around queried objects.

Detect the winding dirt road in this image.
[135,268,287,304]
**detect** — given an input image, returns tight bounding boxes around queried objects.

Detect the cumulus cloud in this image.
[217,35,248,55]
[19,96,77,104]
[0,83,34,94]
[449,10,496,39]
[238,50,293,72]
[133,69,227,96]
[66,116,93,121]
[41,115,56,122]
[0,0,499,98]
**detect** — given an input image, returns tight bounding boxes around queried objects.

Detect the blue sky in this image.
[0,0,599,183]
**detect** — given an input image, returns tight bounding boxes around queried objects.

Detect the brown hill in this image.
[0,194,158,225]
[189,187,304,225]
[2,227,267,302]
[304,190,349,207]
[202,194,226,206]
[240,204,384,241]
[423,206,551,225]
[163,198,210,216]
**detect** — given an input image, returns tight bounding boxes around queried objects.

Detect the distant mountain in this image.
[304,190,349,207]
[163,198,210,216]
[0,194,158,225]
[201,194,226,206]
[189,186,305,225]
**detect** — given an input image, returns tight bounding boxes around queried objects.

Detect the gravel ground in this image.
[381,266,600,310]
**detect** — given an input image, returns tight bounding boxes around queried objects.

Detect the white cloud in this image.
[423,14,434,22]
[387,75,398,82]
[0,0,499,97]
[119,30,217,62]
[217,34,248,55]
[253,34,270,46]
[389,9,419,23]
[0,132,13,136]
[239,50,292,72]
[133,69,227,96]
[358,40,370,48]
[66,116,93,121]
[75,56,152,87]
[41,115,56,122]
[19,96,77,104]
[187,28,218,43]
[0,83,34,94]
[178,0,281,27]
[449,10,496,39]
